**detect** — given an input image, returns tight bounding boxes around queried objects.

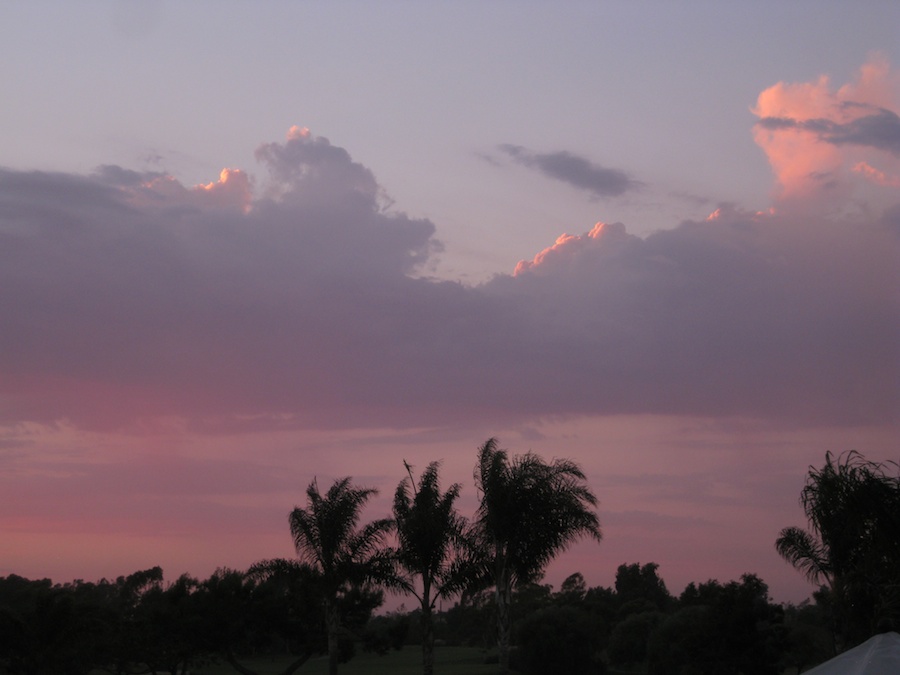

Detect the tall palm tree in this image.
[473,438,602,675]
[776,451,900,647]
[289,477,393,675]
[393,461,475,675]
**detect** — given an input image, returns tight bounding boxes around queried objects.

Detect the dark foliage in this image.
[392,460,476,675]
[473,437,601,675]
[608,610,665,666]
[615,562,672,615]
[648,575,785,675]
[362,611,410,654]
[3,449,872,675]
[288,477,392,675]
[776,451,900,647]
[516,605,605,675]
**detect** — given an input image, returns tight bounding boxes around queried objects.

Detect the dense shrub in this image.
[516,605,604,675]
[608,610,665,666]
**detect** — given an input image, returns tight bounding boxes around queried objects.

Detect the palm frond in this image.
[776,526,831,585]
[472,439,601,587]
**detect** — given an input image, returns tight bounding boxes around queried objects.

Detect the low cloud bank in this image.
[2,98,898,432]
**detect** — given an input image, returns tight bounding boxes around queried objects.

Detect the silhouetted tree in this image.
[615,562,671,616]
[197,564,320,675]
[510,581,553,628]
[109,565,163,675]
[0,575,104,675]
[556,572,587,604]
[649,574,784,675]
[442,588,495,649]
[580,584,618,652]
[516,605,603,675]
[776,451,900,647]
[393,461,474,675]
[361,610,410,655]
[608,610,665,668]
[473,438,602,675]
[136,572,206,675]
[288,477,393,675]
[780,599,832,674]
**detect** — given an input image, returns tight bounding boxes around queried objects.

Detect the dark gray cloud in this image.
[0,133,897,433]
[829,109,900,154]
[498,144,640,197]
[756,107,900,156]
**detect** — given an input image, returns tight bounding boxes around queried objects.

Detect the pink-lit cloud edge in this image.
[0,59,897,603]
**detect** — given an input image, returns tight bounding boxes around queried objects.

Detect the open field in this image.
[192,646,503,675]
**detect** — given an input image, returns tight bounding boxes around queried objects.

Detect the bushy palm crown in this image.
[393,461,471,604]
[776,451,900,644]
[775,451,900,587]
[474,438,602,586]
[289,478,393,595]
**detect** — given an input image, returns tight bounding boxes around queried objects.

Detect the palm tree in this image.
[473,438,602,675]
[393,461,475,675]
[776,451,900,647]
[289,477,393,675]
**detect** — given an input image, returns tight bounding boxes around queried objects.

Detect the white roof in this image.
[804,632,900,675]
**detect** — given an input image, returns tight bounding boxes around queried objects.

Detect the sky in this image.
[1,1,899,606]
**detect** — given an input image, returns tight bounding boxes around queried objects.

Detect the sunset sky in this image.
[1,2,899,605]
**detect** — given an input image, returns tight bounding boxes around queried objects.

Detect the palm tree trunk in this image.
[421,600,435,675]
[496,567,512,675]
[326,598,340,675]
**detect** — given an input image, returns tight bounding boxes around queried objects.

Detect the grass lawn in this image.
[193,646,502,675]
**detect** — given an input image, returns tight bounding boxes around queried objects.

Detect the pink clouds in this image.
[287,125,311,140]
[2,73,899,574]
[513,221,630,276]
[0,129,442,429]
[194,169,253,212]
[1,124,897,434]
[494,206,898,426]
[0,109,897,601]
[854,161,900,187]
[99,166,253,213]
[752,55,900,207]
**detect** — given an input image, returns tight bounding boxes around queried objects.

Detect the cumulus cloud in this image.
[512,221,632,276]
[0,126,897,434]
[493,206,899,425]
[0,129,441,429]
[497,144,640,197]
[752,54,900,205]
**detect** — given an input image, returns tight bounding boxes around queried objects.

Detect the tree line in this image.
[1,443,897,675]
